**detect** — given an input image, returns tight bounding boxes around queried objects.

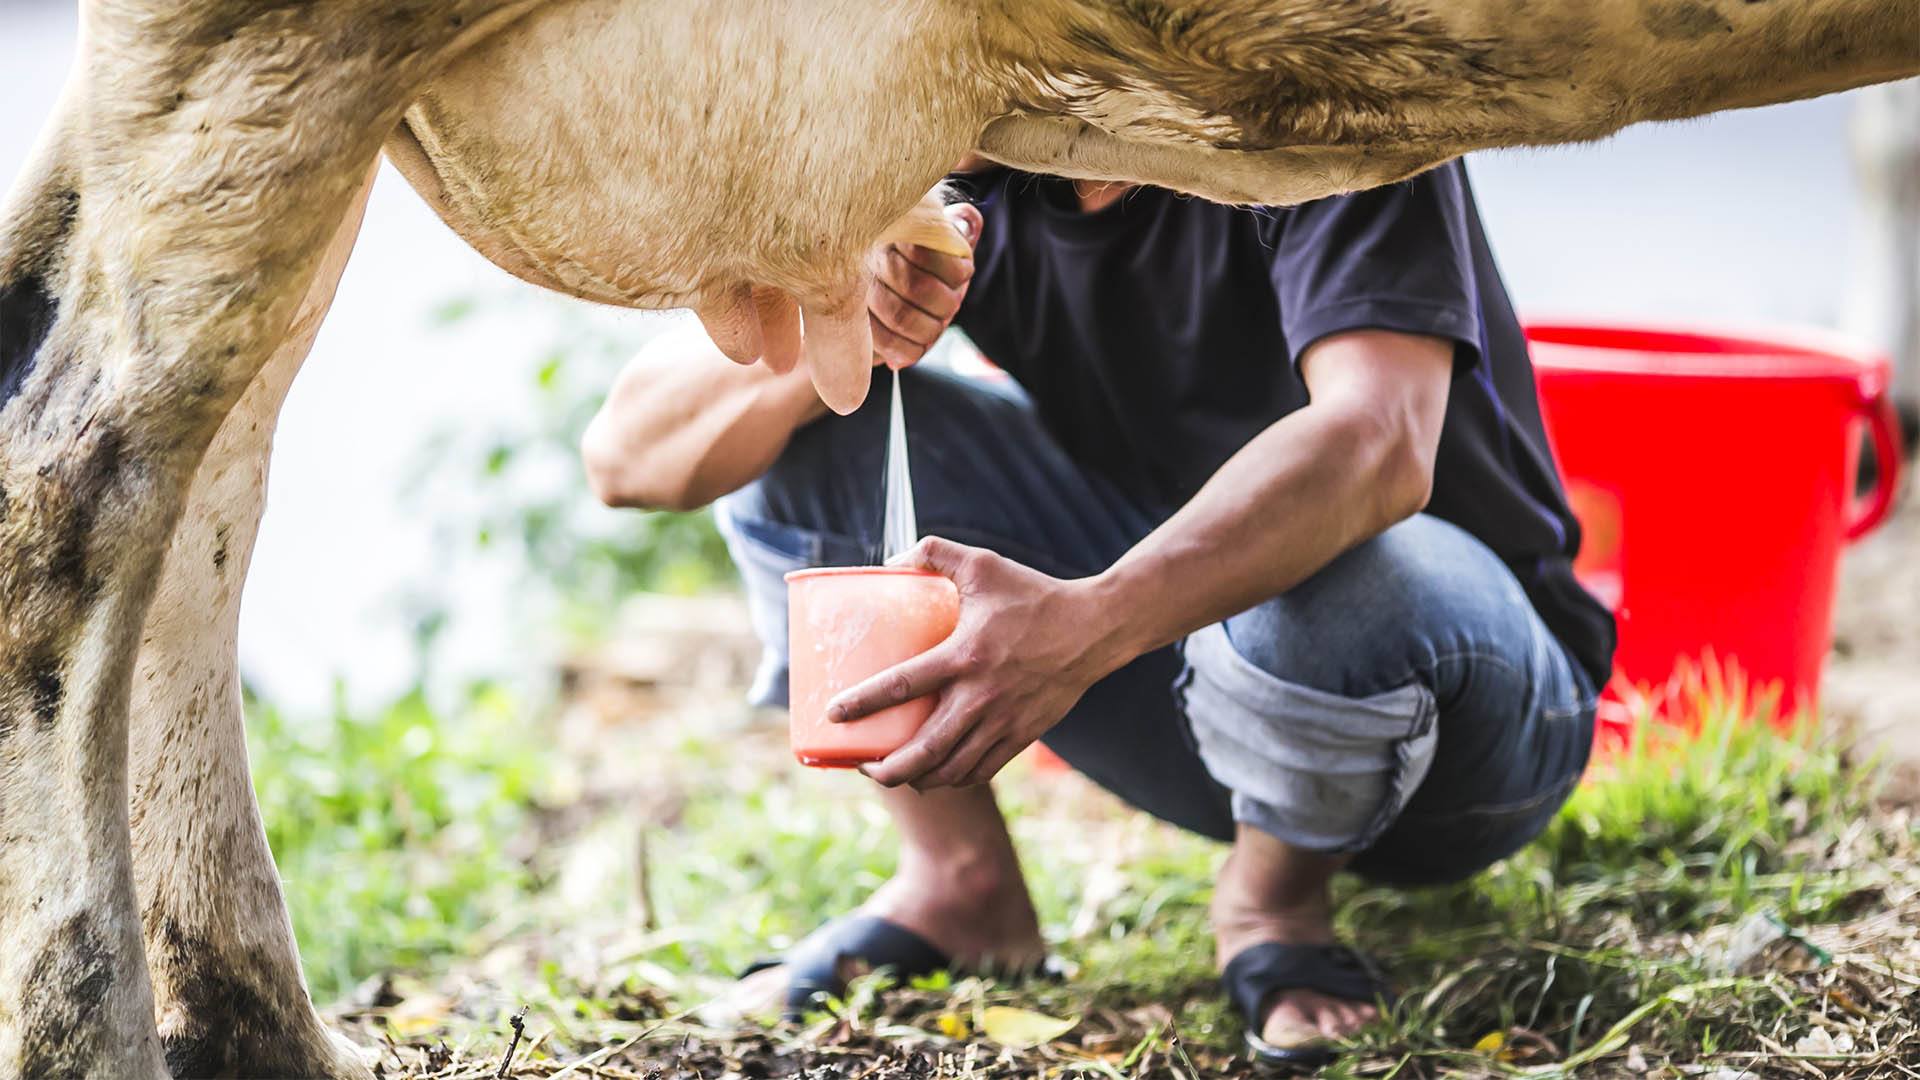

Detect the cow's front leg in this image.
[0,4,543,1074]
[0,109,173,1080]
[127,176,374,1080]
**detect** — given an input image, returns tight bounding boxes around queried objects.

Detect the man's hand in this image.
[867,202,983,370]
[824,537,1125,790]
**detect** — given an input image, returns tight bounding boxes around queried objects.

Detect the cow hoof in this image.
[161,1025,373,1080]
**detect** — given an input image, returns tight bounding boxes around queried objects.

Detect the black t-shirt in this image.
[949,162,1616,689]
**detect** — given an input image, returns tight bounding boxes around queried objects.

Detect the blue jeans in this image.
[717,366,1596,885]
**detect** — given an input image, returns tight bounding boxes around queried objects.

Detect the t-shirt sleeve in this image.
[1266,160,1485,372]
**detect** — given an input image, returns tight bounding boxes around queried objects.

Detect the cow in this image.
[1,1,1915,1075]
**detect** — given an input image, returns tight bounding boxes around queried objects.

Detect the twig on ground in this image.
[495,1006,529,1080]
[543,1004,705,1080]
[634,826,655,933]
[1165,1020,1201,1080]
[1750,1032,1830,1080]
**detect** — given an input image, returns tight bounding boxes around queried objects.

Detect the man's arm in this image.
[1089,328,1451,658]
[828,328,1455,789]
[580,325,826,511]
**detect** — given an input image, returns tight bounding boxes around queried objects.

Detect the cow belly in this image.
[389,0,989,312]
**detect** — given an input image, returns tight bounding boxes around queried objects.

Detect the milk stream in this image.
[882,368,918,560]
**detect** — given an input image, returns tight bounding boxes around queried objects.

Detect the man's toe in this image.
[728,963,790,1019]
[1260,1000,1318,1046]
[1261,992,1329,1047]
[1335,998,1376,1032]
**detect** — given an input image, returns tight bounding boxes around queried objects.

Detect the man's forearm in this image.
[1081,403,1431,670]
[1074,329,1455,676]
[581,325,826,511]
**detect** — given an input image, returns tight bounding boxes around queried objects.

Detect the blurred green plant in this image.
[406,296,736,660]
[249,681,558,1001]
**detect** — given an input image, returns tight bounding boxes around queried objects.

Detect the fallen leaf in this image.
[981,1006,1077,1048]
[385,993,454,1038]
[1499,1027,1560,1063]
[934,1011,970,1040]
[1826,989,1871,1019]
[1793,1028,1855,1055]
[1794,1029,1834,1054]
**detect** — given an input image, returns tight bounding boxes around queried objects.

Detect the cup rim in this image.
[784,565,946,582]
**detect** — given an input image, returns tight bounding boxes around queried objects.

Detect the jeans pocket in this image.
[722,508,817,563]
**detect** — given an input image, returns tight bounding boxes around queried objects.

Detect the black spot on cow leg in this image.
[18,913,115,1078]
[163,1030,228,1079]
[1642,0,1734,39]
[0,273,56,411]
[212,523,231,571]
[31,660,63,729]
[156,918,324,1080]
[48,423,127,597]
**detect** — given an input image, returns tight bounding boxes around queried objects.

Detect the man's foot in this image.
[1211,830,1379,1052]
[1214,902,1379,1049]
[861,854,1050,973]
[731,784,1046,1019]
[732,853,1048,1017]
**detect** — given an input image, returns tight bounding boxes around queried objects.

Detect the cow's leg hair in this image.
[128,173,376,1080]
[0,3,545,1073]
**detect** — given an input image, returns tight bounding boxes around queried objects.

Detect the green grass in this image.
[252,674,1917,1075]
[1318,699,1902,1074]
[248,684,559,1000]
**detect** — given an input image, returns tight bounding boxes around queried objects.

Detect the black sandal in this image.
[1222,943,1393,1071]
[742,914,1064,1020]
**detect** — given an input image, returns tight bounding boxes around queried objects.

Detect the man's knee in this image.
[1178,623,1439,854]
[1217,515,1529,699]
[1175,516,1536,853]
[740,388,888,536]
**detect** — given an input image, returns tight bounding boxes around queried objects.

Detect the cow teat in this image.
[804,193,973,413]
[694,191,972,414]
[801,288,875,415]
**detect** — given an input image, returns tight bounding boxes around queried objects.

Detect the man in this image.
[582,160,1614,1067]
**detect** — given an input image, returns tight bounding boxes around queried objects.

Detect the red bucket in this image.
[1527,322,1903,722]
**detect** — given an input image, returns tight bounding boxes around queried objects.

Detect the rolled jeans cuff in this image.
[1178,623,1439,854]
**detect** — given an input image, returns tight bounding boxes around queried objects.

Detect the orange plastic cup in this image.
[785,567,960,768]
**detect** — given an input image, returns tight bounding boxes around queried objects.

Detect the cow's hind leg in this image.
[128,177,375,1080]
[0,3,540,1073]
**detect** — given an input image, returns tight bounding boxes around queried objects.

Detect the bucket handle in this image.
[1846,387,1904,542]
